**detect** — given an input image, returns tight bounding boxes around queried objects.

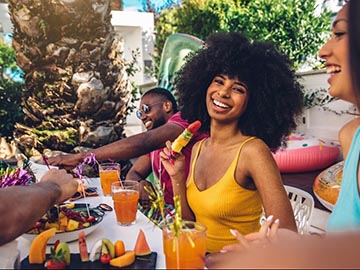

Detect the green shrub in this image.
[155,0,331,70]
[0,41,24,141]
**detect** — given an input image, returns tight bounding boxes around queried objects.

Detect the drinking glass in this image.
[99,162,120,196]
[111,180,140,226]
[162,220,207,269]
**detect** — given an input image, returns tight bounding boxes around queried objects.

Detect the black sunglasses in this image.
[136,102,164,119]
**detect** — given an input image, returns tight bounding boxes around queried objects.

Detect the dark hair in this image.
[143,87,178,112]
[176,32,304,151]
[348,0,360,108]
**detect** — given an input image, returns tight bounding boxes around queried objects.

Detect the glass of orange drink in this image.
[99,163,120,196]
[162,220,207,269]
[111,180,139,226]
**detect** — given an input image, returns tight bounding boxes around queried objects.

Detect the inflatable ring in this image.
[313,160,344,211]
[273,133,340,173]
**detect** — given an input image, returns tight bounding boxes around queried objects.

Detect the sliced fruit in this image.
[55,242,71,265]
[29,228,57,264]
[66,219,79,231]
[134,229,152,256]
[114,240,125,257]
[102,238,115,258]
[109,251,136,268]
[89,239,103,262]
[78,231,89,262]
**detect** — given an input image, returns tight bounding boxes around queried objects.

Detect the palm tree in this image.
[8,0,134,163]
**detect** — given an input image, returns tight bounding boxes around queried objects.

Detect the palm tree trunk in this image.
[8,0,133,159]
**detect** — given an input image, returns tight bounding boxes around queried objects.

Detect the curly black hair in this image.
[176,32,304,152]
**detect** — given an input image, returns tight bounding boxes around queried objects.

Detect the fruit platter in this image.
[22,203,105,244]
[21,228,157,269]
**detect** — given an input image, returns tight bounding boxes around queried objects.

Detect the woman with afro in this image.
[160,32,303,253]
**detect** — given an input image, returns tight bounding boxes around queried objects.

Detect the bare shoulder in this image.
[339,118,360,158]
[241,137,271,156]
[238,137,275,169]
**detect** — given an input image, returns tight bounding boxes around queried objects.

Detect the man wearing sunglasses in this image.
[126,87,207,208]
[48,87,207,207]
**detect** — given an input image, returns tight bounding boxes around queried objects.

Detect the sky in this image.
[123,0,168,11]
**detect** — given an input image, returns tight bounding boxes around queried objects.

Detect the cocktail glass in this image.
[99,162,120,196]
[111,180,139,226]
[162,220,207,269]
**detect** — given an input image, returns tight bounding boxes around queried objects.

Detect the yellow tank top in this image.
[187,137,263,253]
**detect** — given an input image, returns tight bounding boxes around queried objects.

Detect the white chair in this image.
[284,185,315,234]
[260,185,315,234]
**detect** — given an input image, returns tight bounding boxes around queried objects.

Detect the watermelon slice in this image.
[78,231,89,262]
[133,229,151,256]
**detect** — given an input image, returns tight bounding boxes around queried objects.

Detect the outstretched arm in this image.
[48,123,184,169]
[0,169,77,245]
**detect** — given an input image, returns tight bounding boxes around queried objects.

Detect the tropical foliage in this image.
[153,0,331,71]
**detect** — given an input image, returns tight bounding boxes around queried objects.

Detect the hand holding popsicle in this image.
[171,120,202,155]
[161,120,201,177]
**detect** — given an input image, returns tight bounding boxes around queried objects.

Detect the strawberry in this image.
[44,246,67,269]
[87,215,95,223]
[45,259,67,269]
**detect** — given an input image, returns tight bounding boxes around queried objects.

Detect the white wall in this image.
[111,11,156,87]
[297,69,356,142]
[111,11,156,133]
[0,4,12,34]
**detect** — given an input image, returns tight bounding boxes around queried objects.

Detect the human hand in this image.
[138,180,153,209]
[41,169,78,203]
[220,215,280,253]
[159,141,186,180]
[47,153,82,170]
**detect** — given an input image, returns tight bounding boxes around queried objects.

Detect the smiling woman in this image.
[160,31,304,253]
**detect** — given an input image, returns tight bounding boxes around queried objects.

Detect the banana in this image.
[102,238,115,258]
[89,239,103,262]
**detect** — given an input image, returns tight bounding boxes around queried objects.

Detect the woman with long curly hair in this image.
[160,31,303,253]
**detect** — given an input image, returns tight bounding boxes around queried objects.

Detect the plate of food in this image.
[21,227,156,269]
[22,203,107,244]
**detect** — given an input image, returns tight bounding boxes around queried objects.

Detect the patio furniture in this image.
[260,185,315,234]
[285,185,315,234]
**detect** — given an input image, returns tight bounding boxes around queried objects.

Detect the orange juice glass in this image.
[99,163,120,196]
[162,221,207,269]
[111,181,139,226]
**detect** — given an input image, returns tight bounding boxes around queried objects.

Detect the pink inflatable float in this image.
[273,133,340,173]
